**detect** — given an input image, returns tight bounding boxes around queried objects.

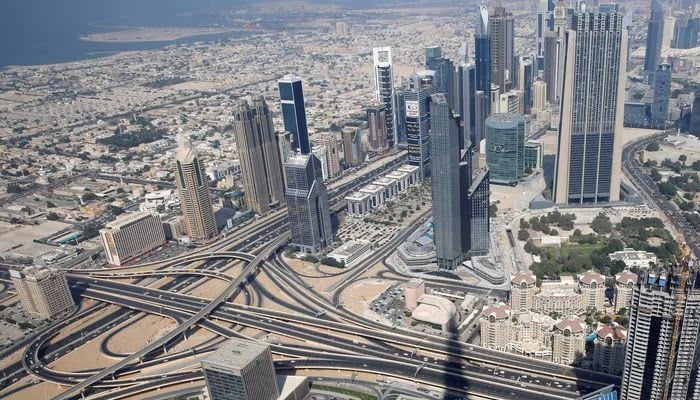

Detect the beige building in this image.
[534,288,583,316]
[174,141,217,240]
[404,278,425,311]
[480,303,512,351]
[552,317,587,365]
[508,311,555,360]
[10,266,74,318]
[579,270,607,311]
[315,134,342,178]
[532,80,547,112]
[510,272,538,312]
[614,270,638,313]
[99,212,166,266]
[232,96,285,215]
[593,324,627,375]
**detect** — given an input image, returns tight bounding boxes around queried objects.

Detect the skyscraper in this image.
[366,104,389,152]
[485,113,525,185]
[232,96,286,216]
[489,1,515,92]
[342,126,364,167]
[517,56,534,114]
[285,154,333,254]
[691,94,700,136]
[651,63,671,128]
[475,1,492,108]
[201,339,279,400]
[474,90,487,147]
[175,141,217,240]
[405,71,437,180]
[645,0,665,84]
[620,269,700,400]
[543,31,558,104]
[425,46,455,107]
[553,10,627,205]
[536,0,555,70]
[278,75,310,154]
[454,63,477,149]
[10,266,74,319]
[552,0,568,104]
[373,47,397,148]
[532,80,547,111]
[673,14,700,49]
[468,168,490,256]
[394,89,407,147]
[430,94,469,269]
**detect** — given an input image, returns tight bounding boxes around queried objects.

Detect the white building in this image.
[608,248,657,269]
[327,240,371,268]
[480,303,512,351]
[359,184,386,208]
[345,191,372,216]
[385,170,410,193]
[100,212,166,266]
[535,288,583,316]
[404,278,426,311]
[396,164,420,185]
[412,294,458,331]
[139,189,179,213]
[10,266,74,318]
[312,146,329,181]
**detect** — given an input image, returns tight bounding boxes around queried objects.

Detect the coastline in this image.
[79,26,250,43]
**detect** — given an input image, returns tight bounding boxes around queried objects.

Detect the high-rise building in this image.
[532,80,547,111]
[311,146,329,181]
[232,97,286,216]
[593,324,627,376]
[498,90,522,114]
[405,71,437,180]
[201,339,279,400]
[553,10,627,205]
[543,31,559,104]
[366,105,389,152]
[620,270,700,400]
[536,0,554,69]
[468,168,490,256]
[490,84,501,116]
[475,90,487,147]
[651,63,671,128]
[489,1,515,91]
[662,15,677,50]
[278,75,310,154]
[425,46,455,107]
[342,127,364,167]
[285,154,333,254]
[315,134,342,178]
[552,0,568,103]
[394,89,407,147]
[517,56,534,114]
[690,94,700,136]
[454,63,477,149]
[373,47,397,148]
[578,270,607,311]
[614,270,638,313]
[480,303,512,351]
[645,0,665,84]
[99,212,165,266]
[510,272,538,312]
[673,14,700,49]
[552,317,587,365]
[475,1,492,108]
[10,266,74,319]
[485,113,525,185]
[174,141,217,240]
[430,94,470,269]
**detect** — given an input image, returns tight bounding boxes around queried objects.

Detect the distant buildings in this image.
[285,154,333,254]
[454,62,477,149]
[608,248,657,269]
[405,71,437,180]
[485,113,525,185]
[278,75,310,154]
[232,96,285,216]
[516,56,533,114]
[691,95,700,136]
[372,47,397,148]
[345,164,420,217]
[341,127,364,167]
[201,339,280,400]
[673,13,699,49]
[10,266,74,318]
[99,211,165,266]
[174,141,217,240]
[474,2,492,111]
[314,134,342,179]
[553,10,626,205]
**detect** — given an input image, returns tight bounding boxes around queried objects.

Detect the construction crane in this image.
[662,242,691,400]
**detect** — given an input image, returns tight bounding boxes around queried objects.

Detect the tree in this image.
[525,167,533,175]
[679,154,688,164]
[489,204,498,218]
[518,229,530,241]
[573,229,582,237]
[81,192,97,201]
[646,141,660,151]
[591,213,613,234]
[520,218,530,229]
[650,168,662,182]
[549,229,559,236]
[46,212,59,221]
[46,201,56,208]
[658,182,677,198]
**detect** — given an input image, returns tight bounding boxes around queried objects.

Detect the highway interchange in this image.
[0,151,622,400]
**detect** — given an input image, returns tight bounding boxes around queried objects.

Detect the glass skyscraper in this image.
[394,89,407,148]
[174,141,217,240]
[278,75,310,154]
[489,2,515,92]
[553,10,626,205]
[468,168,490,256]
[485,113,525,185]
[651,63,671,128]
[475,1,491,115]
[373,47,396,148]
[285,153,333,254]
[454,63,477,150]
[404,71,437,180]
[644,0,664,84]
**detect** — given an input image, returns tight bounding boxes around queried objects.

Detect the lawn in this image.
[312,384,378,400]
[542,242,605,259]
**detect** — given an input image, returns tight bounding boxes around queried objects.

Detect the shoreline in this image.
[79,26,253,43]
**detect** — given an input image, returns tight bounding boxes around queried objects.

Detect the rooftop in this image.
[615,270,638,285]
[555,317,586,333]
[511,271,536,286]
[104,211,158,230]
[203,339,270,370]
[482,302,511,319]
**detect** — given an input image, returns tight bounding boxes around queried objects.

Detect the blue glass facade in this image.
[278,76,310,154]
[404,72,436,180]
[485,113,525,185]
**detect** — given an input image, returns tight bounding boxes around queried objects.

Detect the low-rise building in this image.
[608,247,657,269]
[396,164,421,185]
[10,265,75,318]
[413,294,458,331]
[372,177,398,200]
[535,288,583,316]
[359,184,386,208]
[99,212,166,266]
[508,311,555,360]
[593,324,627,375]
[385,170,410,193]
[345,191,372,216]
[139,189,179,213]
[327,240,371,268]
[404,278,426,311]
[552,317,587,365]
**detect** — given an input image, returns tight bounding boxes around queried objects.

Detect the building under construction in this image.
[620,254,700,400]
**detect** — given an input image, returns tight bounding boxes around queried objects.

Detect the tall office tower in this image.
[394,89,407,147]
[201,339,279,400]
[485,113,525,185]
[315,134,342,178]
[490,84,501,115]
[498,90,522,114]
[475,90,487,146]
[510,272,538,311]
[366,104,389,152]
[232,97,286,216]
[651,63,672,128]
[475,1,492,106]
[691,94,700,136]
[663,15,677,49]
[10,266,74,319]
[285,154,333,254]
[489,1,515,91]
[553,10,627,205]
[532,80,547,111]
[645,0,665,84]
[673,14,700,49]
[425,46,455,106]
[620,270,700,400]
[99,212,166,266]
[536,0,556,70]
[405,71,437,180]
[543,31,559,103]
[278,75,310,154]
[373,47,397,148]
[454,63,477,149]
[552,0,568,104]
[342,126,364,167]
[430,94,470,269]
[468,168,490,256]
[174,141,217,240]
[311,146,329,181]
[517,56,534,114]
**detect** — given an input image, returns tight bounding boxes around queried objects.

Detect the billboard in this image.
[405,101,419,118]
